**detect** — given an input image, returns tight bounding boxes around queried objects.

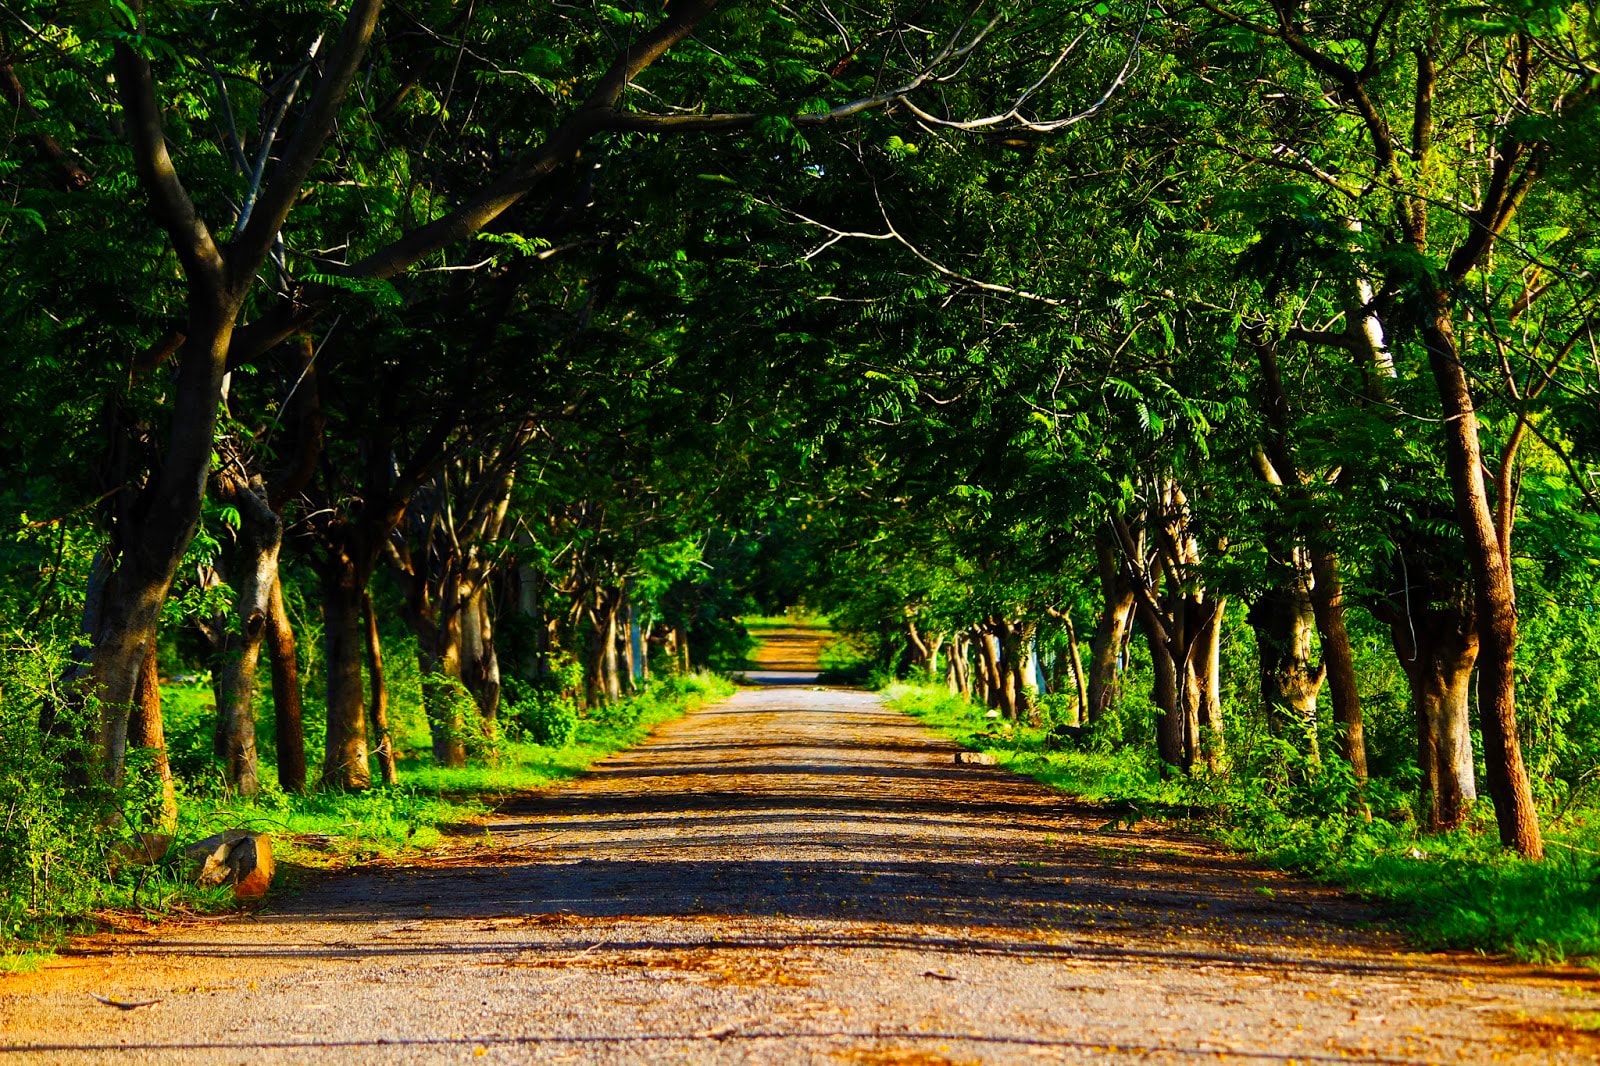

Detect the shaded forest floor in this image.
[3,634,1599,1063]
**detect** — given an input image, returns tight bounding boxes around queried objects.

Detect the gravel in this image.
[4,681,1598,1064]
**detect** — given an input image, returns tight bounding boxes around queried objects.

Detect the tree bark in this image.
[1193,598,1226,772]
[1309,546,1368,781]
[1062,614,1088,727]
[265,572,307,791]
[1421,308,1542,857]
[319,554,372,789]
[1385,603,1479,831]
[947,633,969,696]
[207,474,281,798]
[1138,601,1184,769]
[418,598,467,768]
[363,591,398,786]
[1249,570,1324,760]
[127,638,177,832]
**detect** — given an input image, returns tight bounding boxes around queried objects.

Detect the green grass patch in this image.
[0,670,733,966]
[884,681,1600,967]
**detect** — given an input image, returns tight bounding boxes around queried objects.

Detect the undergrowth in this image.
[0,668,732,966]
[885,681,1600,968]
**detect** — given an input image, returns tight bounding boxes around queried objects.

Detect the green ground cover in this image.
[0,671,733,970]
[885,682,1600,968]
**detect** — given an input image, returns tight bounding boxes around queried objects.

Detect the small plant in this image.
[503,678,579,747]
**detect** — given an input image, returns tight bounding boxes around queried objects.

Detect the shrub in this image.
[503,678,579,747]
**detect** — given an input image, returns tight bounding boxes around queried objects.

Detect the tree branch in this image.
[230,0,383,280]
[112,41,227,296]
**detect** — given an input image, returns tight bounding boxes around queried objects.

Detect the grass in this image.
[884,680,1600,968]
[0,670,734,967]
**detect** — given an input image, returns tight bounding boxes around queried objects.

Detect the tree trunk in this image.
[265,572,307,792]
[1422,308,1542,857]
[600,594,622,705]
[460,585,501,722]
[674,625,690,675]
[319,554,372,789]
[906,620,933,675]
[1309,546,1368,781]
[1088,528,1136,723]
[127,638,177,832]
[1386,604,1479,832]
[947,633,969,696]
[978,626,1007,715]
[418,603,467,769]
[1006,622,1039,724]
[619,597,638,697]
[1249,573,1324,760]
[86,306,240,785]
[1138,603,1184,769]
[1193,598,1226,771]
[207,475,281,798]
[1063,613,1088,728]
[363,591,397,786]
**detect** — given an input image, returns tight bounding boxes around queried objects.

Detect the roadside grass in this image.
[885,681,1600,968]
[0,671,733,968]
[811,631,886,687]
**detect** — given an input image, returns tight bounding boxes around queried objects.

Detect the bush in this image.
[0,638,110,946]
[503,678,579,747]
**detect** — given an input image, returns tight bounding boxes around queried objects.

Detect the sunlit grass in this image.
[885,681,1600,967]
[3,671,735,955]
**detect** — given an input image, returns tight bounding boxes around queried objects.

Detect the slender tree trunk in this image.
[600,594,622,704]
[319,554,372,789]
[1063,613,1088,728]
[127,638,177,832]
[947,633,969,696]
[1251,328,1368,779]
[1088,529,1136,723]
[1007,622,1039,724]
[459,585,501,722]
[674,624,690,675]
[906,620,932,676]
[1138,603,1184,769]
[476,590,503,720]
[419,606,467,768]
[619,597,638,697]
[265,572,307,791]
[1309,546,1368,780]
[1178,629,1203,769]
[363,591,397,786]
[1193,598,1226,771]
[1422,308,1542,857]
[978,626,1007,714]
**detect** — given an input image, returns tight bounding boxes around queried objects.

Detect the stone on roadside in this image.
[183,830,275,899]
[954,751,997,766]
[983,709,1002,719]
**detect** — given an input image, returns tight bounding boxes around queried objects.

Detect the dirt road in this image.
[4,657,1597,1063]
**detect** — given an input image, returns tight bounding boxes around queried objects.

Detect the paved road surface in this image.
[3,680,1597,1063]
